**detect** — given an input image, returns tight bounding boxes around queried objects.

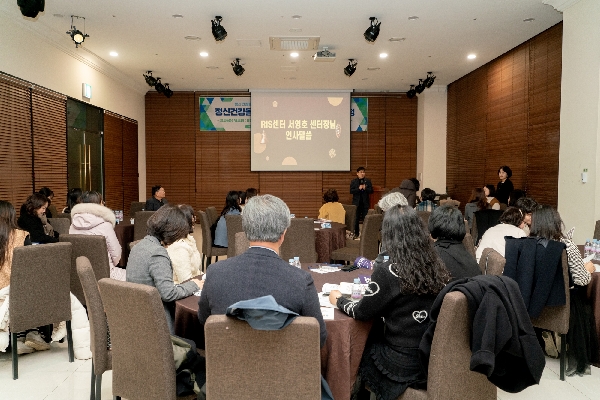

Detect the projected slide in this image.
[250,91,350,171]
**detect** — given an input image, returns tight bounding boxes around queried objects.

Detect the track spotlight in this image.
[344,59,357,77]
[163,84,173,98]
[364,17,381,43]
[407,85,416,99]
[17,0,45,18]
[66,15,89,48]
[424,72,436,88]
[231,58,245,76]
[415,79,425,94]
[154,78,165,94]
[211,16,227,42]
[143,71,157,87]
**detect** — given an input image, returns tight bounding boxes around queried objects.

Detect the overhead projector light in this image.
[313,47,336,62]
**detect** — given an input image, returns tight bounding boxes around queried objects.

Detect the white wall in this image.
[417,86,447,196]
[0,11,147,200]
[557,0,600,244]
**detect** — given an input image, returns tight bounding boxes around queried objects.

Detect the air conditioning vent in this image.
[270,36,320,51]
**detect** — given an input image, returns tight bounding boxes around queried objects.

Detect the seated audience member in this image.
[199,195,327,346]
[245,187,258,200]
[38,187,57,218]
[238,190,247,211]
[378,192,408,212]
[69,191,124,281]
[514,197,539,236]
[475,207,526,262]
[394,178,419,208]
[18,193,58,244]
[464,188,488,230]
[127,205,202,332]
[484,184,501,210]
[496,165,514,205]
[63,187,82,213]
[429,205,481,280]
[0,201,31,290]
[508,189,526,207]
[529,205,596,376]
[318,188,346,223]
[329,204,449,400]
[213,190,242,248]
[145,185,168,211]
[415,188,437,211]
[167,204,201,284]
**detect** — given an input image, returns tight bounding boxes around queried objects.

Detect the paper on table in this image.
[321,307,335,320]
[319,294,337,308]
[322,283,339,293]
[583,254,594,264]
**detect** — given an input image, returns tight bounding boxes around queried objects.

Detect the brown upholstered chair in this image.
[399,292,496,400]
[342,204,357,234]
[499,203,508,211]
[462,233,476,259]
[417,211,431,233]
[128,239,142,250]
[55,212,72,221]
[330,214,383,263]
[129,201,145,217]
[594,220,600,240]
[133,211,155,241]
[9,243,75,379]
[204,315,321,399]
[59,234,111,306]
[471,213,478,243]
[48,217,71,236]
[76,256,111,400]
[205,206,219,227]
[477,248,506,275]
[234,231,249,256]
[280,218,318,263]
[197,211,227,270]
[98,278,177,400]
[225,214,243,258]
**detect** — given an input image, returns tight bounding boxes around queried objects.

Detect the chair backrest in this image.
[342,204,357,233]
[59,234,111,306]
[55,212,72,221]
[133,211,155,241]
[471,213,478,244]
[205,206,219,227]
[478,248,506,275]
[130,201,145,216]
[530,251,570,335]
[98,278,176,400]
[9,242,72,333]
[204,315,321,399]
[48,217,71,236]
[408,291,496,399]
[76,256,111,375]
[197,211,213,257]
[474,209,503,245]
[280,218,318,263]
[359,214,383,260]
[225,214,244,258]
[499,203,508,211]
[594,220,600,240]
[234,231,249,256]
[417,211,431,232]
[462,233,476,259]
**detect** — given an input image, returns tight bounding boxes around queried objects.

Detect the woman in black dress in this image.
[495,165,514,205]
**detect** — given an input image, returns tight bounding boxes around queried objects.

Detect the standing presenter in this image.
[350,166,373,238]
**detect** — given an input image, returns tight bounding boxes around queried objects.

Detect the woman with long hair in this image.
[63,187,82,213]
[0,201,30,290]
[530,205,597,376]
[329,202,450,400]
[167,204,202,284]
[17,193,58,244]
[213,191,242,248]
[464,187,488,230]
[483,184,500,210]
[318,188,345,224]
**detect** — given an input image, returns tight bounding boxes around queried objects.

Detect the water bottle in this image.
[351,278,362,300]
[294,256,301,268]
[595,240,600,261]
[289,259,295,266]
[584,239,592,257]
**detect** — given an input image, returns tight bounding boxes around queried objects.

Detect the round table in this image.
[314,221,347,263]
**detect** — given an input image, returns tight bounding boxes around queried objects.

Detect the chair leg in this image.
[11,332,18,380]
[201,255,205,272]
[66,320,74,362]
[207,256,212,267]
[90,362,96,400]
[95,372,102,400]
[560,333,566,381]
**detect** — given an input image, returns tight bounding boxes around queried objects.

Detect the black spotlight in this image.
[406,85,416,99]
[154,78,165,94]
[415,79,425,94]
[424,71,436,88]
[344,59,357,77]
[143,71,157,87]
[66,15,89,48]
[17,0,45,18]
[231,58,245,76]
[211,16,227,42]
[163,84,173,98]
[364,17,381,43]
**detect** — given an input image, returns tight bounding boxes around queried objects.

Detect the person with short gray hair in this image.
[198,194,327,346]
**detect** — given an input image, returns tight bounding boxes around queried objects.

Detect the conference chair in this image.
[462,233,476,259]
[417,211,431,233]
[204,315,321,399]
[399,292,496,400]
[478,248,506,275]
[594,220,600,240]
[130,201,145,217]
[225,214,244,258]
[205,207,219,227]
[473,210,503,245]
[234,231,249,256]
[331,214,383,263]
[197,211,227,271]
[280,218,318,263]
[59,234,111,306]
[48,217,71,235]
[133,211,155,241]
[55,212,72,221]
[9,243,74,379]
[76,256,112,400]
[342,204,357,234]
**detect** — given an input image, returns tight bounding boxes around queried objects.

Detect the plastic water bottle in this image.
[584,239,592,257]
[289,259,295,266]
[595,240,600,261]
[351,278,362,300]
[294,256,301,268]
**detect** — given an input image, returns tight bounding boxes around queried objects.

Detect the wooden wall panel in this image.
[122,119,139,216]
[103,113,124,211]
[385,96,418,189]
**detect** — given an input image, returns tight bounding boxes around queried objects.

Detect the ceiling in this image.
[2,0,563,94]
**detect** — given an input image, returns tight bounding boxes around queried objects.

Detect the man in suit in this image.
[145,185,168,211]
[350,166,373,237]
[198,194,327,346]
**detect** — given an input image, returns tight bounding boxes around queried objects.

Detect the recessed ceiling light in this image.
[523,18,535,22]
[290,52,299,58]
[389,37,406,42]
[467,54,476,59]
[172,14,184,18]
[379,53,388,58]
[292,15,302,19]
[200,52,208,57]
[408,16,419,21]
[184,36,201,41]
[109,51,118,57]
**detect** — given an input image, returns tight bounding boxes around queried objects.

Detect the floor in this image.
[1,343,599,400]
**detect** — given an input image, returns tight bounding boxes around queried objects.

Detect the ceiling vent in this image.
[313,47,336,62]
[270,36,320,51]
